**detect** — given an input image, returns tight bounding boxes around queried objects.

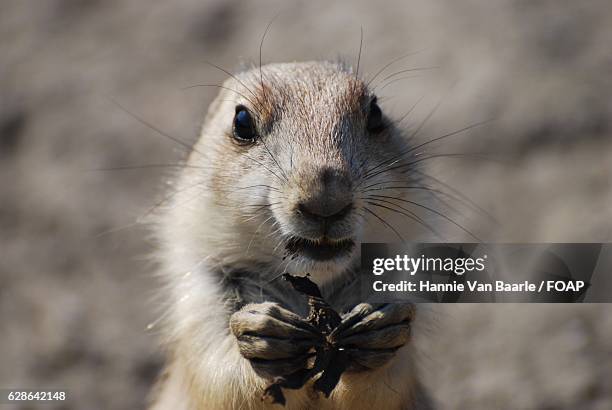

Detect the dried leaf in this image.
[262,274,350,405]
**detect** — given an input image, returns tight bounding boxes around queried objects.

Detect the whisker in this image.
[109,98,201,156]
[242,202,280,209]
[378,66,439,84]
[272,229,289,254]
[363,206,405,242]
[231,184,281,193]
[268,262,290,284]
[365,50,423,88]
[362,121,493,182]
[141,179,207,219]
[367,187,468,228]
[355,26,364,80]
[94,221,142,238]
[246,214,275,255]
[378,74,421,91]
[259,14,280,105]
[182,84,257,107]
[243,203,281,223]
[366,152,495,180]
[226,195,273,204]
[361,179,416,191]
[259,137,289,182]
[413,169,499,224]
[242,152,287,184]
[201,60,258,99]
[364,198,441,238]
[360,181,495,222]
[359,98,441,181]
[403,119,494,157]
[397,95,425,125]
[89,163,200,172]
[407,98,443,140]
[395,152,505,172]
[369,194,482,241]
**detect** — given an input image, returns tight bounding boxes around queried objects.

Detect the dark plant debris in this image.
[261,274,349,405]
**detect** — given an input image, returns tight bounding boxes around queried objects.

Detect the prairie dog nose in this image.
[295,167,353,223]
[297,200,353,222]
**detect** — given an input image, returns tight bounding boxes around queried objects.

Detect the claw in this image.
[230,302,320,340]
[329,303,415,372]
[230,302,320,380]
[331,303,414,340]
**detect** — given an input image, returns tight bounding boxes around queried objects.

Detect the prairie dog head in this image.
[168,61,424,282]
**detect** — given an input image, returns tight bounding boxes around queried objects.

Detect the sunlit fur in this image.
[149,61,435,410]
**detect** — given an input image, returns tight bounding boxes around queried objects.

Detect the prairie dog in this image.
[149,61,434,409]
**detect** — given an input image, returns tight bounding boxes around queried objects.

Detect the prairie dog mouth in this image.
[285,236,355,261]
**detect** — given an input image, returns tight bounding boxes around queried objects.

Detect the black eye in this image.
[367,98,385,133]
[233,105,257,142]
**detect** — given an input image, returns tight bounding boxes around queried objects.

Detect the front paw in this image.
[229,302,321,379]
[330,303,415,371]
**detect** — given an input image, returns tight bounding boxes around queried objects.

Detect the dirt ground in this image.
[1,1,611,409]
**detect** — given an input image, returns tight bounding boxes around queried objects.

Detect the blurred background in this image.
[1,0,611,409]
